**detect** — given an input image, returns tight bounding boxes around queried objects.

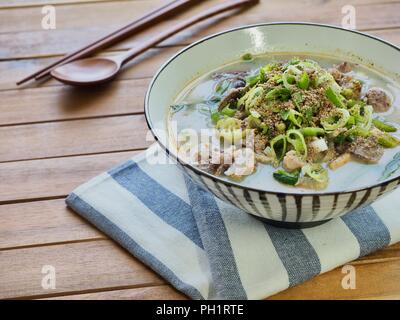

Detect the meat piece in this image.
[365,88,391,113]
[224,148,255,178]
[329,153,351,170]
[349,137,384,163]
[232,79,246,89]
[329,67,344,83]
[339,77,362,100]
[335,62,352,73]
[218,87,247,110]
[328,62,352,83]
[310,138,328,153]
[283,150,305,172]
[213,163,230,176]
[307,137,328,162]
[198,145,235,176]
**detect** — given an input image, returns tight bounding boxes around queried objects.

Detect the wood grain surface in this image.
[1,0,400,300]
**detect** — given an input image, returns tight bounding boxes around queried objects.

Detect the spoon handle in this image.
[117,0,258,66]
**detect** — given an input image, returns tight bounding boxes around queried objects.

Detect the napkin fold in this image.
[66,145,400,299]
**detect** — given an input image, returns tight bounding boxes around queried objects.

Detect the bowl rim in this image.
[144,22,400,196]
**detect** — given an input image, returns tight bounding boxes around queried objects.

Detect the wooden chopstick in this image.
[107,0,259,69]
[16,0,197,85]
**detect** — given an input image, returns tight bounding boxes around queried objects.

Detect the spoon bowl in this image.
[51,57,121,86]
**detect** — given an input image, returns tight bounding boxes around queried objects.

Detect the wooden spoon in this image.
[51,0,258,86]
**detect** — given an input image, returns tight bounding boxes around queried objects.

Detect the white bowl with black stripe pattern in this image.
[144,23,400,228]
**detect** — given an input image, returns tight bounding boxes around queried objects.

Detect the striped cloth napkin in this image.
[66,145,400,300]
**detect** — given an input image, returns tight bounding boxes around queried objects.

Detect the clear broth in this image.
[169,53,400,193]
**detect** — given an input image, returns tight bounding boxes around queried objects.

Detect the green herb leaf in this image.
[273,170,300,186]
[242,53,253,61]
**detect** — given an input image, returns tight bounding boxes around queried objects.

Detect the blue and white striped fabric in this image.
[66,147,400,300]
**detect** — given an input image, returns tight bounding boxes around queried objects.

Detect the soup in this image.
[169,53,400,192]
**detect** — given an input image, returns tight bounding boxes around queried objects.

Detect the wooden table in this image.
[1,0,400,300]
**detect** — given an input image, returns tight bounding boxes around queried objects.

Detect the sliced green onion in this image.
[263,62,279,72]
[221,106,236,117]
[270,134,287,162]
[276,122,286,132]
[286,129,307,158]
[302,163,329,184]
[216,118,243,143]
[216,117,241,130]
[265,87,291,101]
[301,127,325,136]
[347,115,356,127]
[298,72,310,90]
[249,109,261,118]
[259,68,266,83]
[238,86,264,112]
[346,126,370,138]
[325,86,346,108]
[245,74,260,87]
[269,74,283,85]
[260,63,279,82]
[292,91,304,109]
[211,111,221,124]
[260,123,269,135]
[247,115,261,128]
[378,133,400,148]
[341,88,353,99]
[321,108,350,131]
[347,99,357,108]
[281,109,303,127]
[359,105,373,130]
[316,70,341,92]
[373,119,397,132]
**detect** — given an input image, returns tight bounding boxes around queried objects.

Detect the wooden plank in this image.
[269,258,400,300]
[1,236,399,299]
[2,28,399,91]
[0,199,104,250]
[0,0,135,10]
[2,27,400,91]
[0,150,140,203]
[0,78,150,125]
[2,0,396,9]
[0,46,178,91]
[3,0,400,60]
[44,285,187,300]
[2,0,399,34]
[0,0,161,34]
[0,239,164,299]
[47,255,400,300]
[366,27,400,45]
[0,115,152,162]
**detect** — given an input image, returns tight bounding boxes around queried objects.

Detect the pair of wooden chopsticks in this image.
[17,0,197,85]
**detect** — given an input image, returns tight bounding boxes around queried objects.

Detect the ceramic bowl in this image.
[145,23,400,228]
